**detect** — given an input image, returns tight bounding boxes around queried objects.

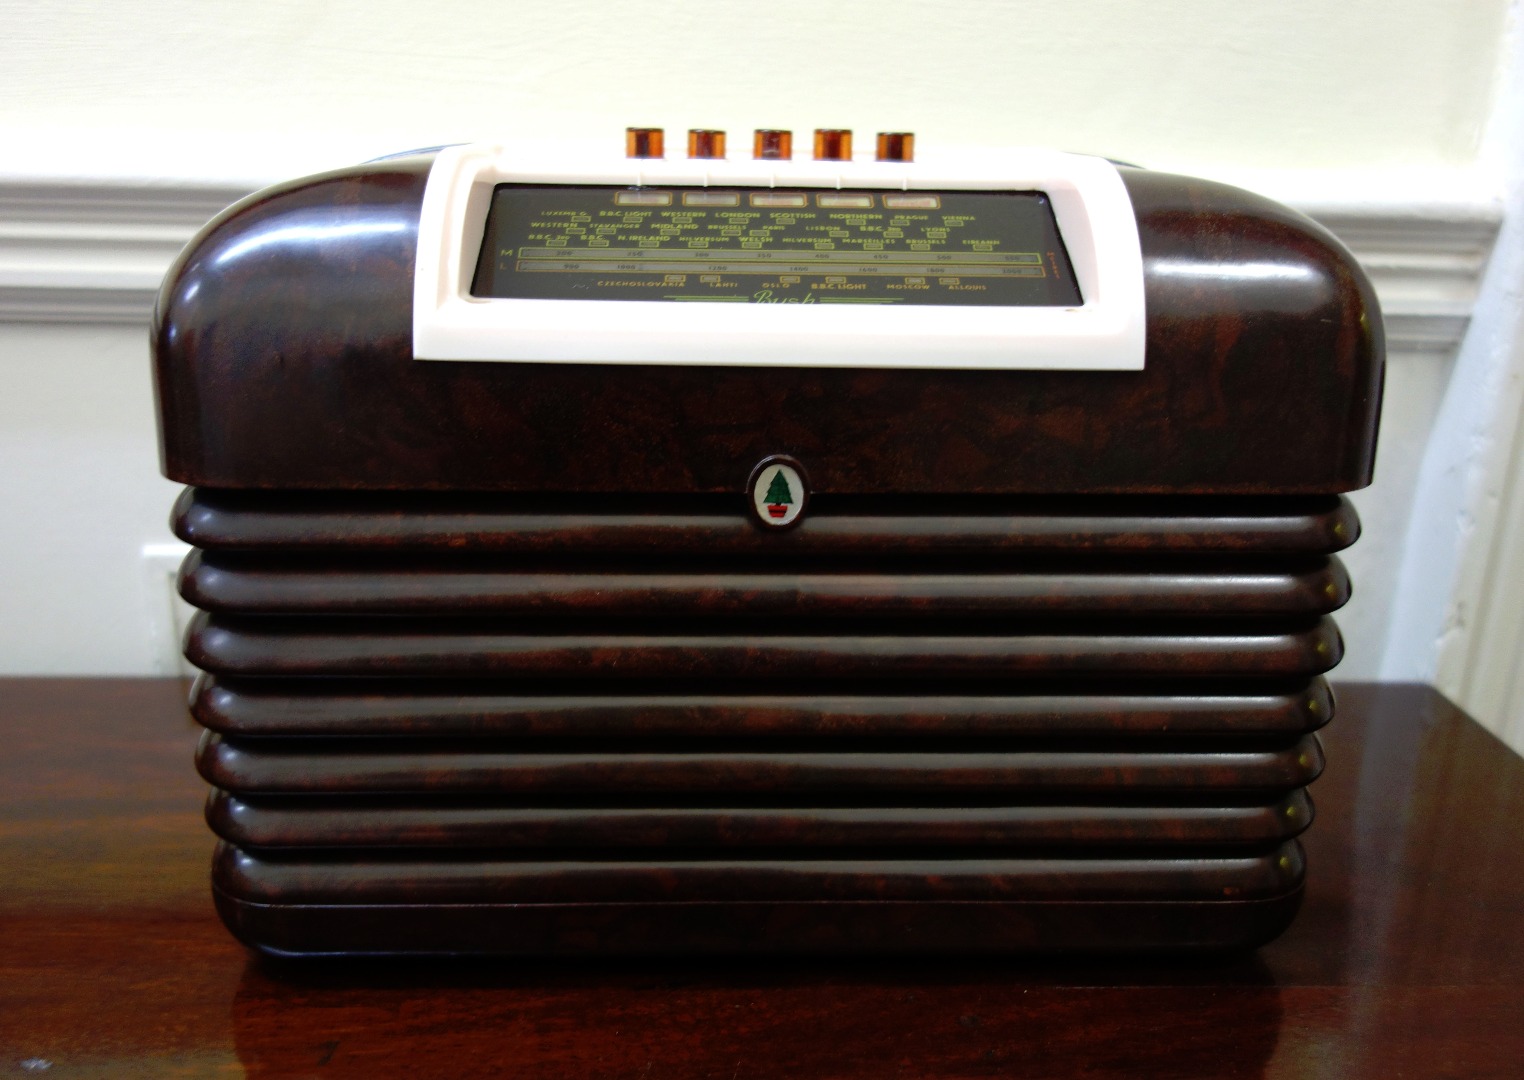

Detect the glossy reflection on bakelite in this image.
[153,161,1384,494]
[687,130,726,159]
[625,127,664,159]
[813,129,852,161]
[753,129,793,160]
[876,132,914,162]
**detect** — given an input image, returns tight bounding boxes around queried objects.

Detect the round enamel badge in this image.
[748,456,808,530]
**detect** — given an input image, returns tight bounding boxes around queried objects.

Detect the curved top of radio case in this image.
[152,146,1383,495]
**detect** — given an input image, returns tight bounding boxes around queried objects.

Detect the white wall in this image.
[0,1,1519,713]
[1385,13,1524,745]
[0,324,186,673]
[0,0,1508,178]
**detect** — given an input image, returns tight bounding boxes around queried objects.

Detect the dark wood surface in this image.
[3,679,1522,1077]
[152,162,1382,495]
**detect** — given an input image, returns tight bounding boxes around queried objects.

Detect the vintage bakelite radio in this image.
[153,128,1382,956]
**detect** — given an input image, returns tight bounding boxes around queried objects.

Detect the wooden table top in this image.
[2,678,1521,1079]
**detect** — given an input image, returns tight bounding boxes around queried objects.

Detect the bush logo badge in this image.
[748,456,808,530]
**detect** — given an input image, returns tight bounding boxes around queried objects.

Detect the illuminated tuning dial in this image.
[625,127,665,159]
[813,129,852,161]
[753,129,793,160]
[876,132,914,162]
[687,129,726,159]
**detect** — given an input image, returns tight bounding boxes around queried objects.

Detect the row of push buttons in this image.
[625,128,914,163]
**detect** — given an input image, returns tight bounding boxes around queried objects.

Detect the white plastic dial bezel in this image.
[412,143,1145,370]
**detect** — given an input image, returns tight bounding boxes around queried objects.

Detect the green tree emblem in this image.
[763,469,793,506]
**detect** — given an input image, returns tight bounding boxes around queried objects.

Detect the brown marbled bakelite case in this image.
[194,733,1326,796]
[172,487,1362,553]
[154,150,1382,955]
[214,843,1308,906]
[210,842,1310,956]
[189,674,1334,739]
[151,156,1382,496]
[205,788,1316,850]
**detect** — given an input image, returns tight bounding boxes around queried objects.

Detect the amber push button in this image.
[813,129,853,161]
[876,132,914,162]
[753,129,793,160]
[626,127,665,159]
[688,129,726,159]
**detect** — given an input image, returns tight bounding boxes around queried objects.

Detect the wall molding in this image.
[0,178,1503,352]
[0,181,249,324]
[1311,208,1501,355]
